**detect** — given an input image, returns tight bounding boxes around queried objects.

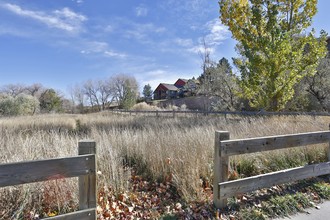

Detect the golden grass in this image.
[0,113,329,218]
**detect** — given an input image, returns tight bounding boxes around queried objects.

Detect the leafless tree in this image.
[83,79,101,111]
[198,39,214,112]
[25,83,44,98]
[109,74,138,106]
[0,84,26,97]
[97,78,112,110]
[68,83,85,113]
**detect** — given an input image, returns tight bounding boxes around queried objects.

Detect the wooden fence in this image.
[213,130,330,209]
[0,140,97,220]
[111,109,330,118]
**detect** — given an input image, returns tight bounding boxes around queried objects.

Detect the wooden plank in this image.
[213,131,230,209]
[328,124,330,161]
[221,131,330,156]
[219,161,330,199]
[44,208,96,220]
[79,141,97,210]
[0,155,95,187]
[111,109,330,117]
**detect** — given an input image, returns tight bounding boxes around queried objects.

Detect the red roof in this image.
[154,83,178,92]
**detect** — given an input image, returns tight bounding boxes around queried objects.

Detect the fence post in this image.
[78,140,97,210]
[214,131,230,209]
[328,124,330,161]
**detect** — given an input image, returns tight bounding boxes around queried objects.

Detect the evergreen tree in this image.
[142,84,153,100]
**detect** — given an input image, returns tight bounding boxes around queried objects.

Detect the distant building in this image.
[153,78,200,100]
[153,83,179,100]
[174,79,188,88]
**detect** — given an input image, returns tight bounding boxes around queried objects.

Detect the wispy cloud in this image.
[135,5,148,17]
[0,25,32,37]
[187,44,215,54]
[74,0,84,4]
[161,0,215,26]
[1,3,87,34]
[177,18,229,54]
[104,25,114,33]
[104,50,126,58]
[174,38,193,47]
[80,41,126,59]
[204,19,229,46]
[123,21,166,42]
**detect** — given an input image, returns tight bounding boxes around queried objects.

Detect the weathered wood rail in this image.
[0,140,97,220]
[111,109,330,118]
[213,130,330,209]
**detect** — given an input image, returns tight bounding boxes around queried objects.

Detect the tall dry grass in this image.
[0,113,329,218]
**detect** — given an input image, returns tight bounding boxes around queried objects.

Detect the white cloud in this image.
[80,41,126,59]
[135,5,148,17]
[174,38,193,47]
[161,0,215,26]
[71,0,84,4]
[104,50,126,58]
[204,19,229,46]
[1,3,87,34]
[54,7,86,22]
[124,22,166,42]
[187,45,215,54]
[0,25,31,37]
[84,41,108,53]
[181,19,229,54]
[104,25,114,33]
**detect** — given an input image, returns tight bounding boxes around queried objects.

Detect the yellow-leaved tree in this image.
[219,0,327,111]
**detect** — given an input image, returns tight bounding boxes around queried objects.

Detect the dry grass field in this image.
[0,112,330,219]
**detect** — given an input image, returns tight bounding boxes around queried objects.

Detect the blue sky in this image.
[0,0,329,95]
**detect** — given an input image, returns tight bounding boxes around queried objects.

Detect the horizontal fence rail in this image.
[221,131,330,156]
[213,129,330,209]
[219,161,330,199]
[0,140,97,220]
[111,109,330,117]
[0,155,95,187]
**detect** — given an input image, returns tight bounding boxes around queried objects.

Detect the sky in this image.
[0,0,330,96]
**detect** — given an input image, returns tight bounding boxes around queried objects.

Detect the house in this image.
[153,83,179,100]
[174,79,188,88]
[153,78,199,100]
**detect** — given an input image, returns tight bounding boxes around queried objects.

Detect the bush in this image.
[0,94,39,116]
[131,102,160,111]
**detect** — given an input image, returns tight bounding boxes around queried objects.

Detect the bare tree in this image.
[97,78,112,110]
[109,74,138,108]
[83,80,101,111]
[198,39,214,112]
[25,83,44,98]
[68,83,85,113]
[0,84,26,97]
